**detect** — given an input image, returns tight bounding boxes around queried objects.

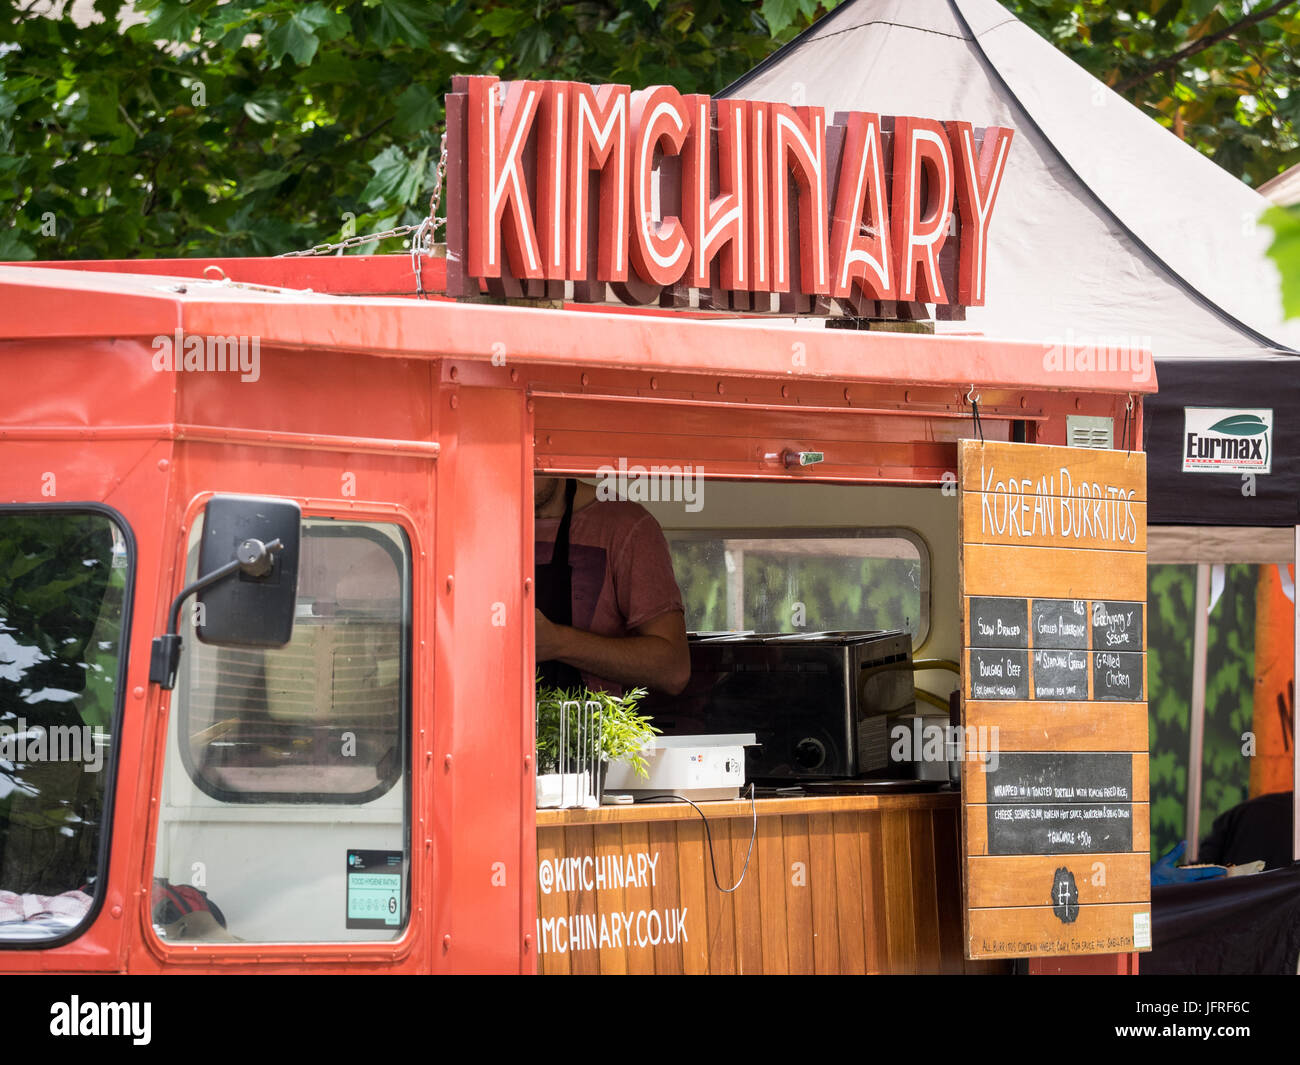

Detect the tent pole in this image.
[1294,528,1299,862]
[1187,563,1210,861]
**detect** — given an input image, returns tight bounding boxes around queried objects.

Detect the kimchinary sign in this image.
[1182,408,1273,474]
[442,75,1014,319]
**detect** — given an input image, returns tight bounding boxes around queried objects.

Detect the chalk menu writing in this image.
[969,597,1028,649]
[969,648,1029,700]
[987,803,1133,855]
[984,752,1133,804]
[1092,601,1143,652]
[1093,651,1143,701]
[1032,599,1088,649]
[1032,648,1089,700]
[967,596,1143,701]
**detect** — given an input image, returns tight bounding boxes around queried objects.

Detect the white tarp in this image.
[723,0,1300,358]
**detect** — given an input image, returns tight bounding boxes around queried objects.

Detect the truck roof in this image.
[0,257,1156,394]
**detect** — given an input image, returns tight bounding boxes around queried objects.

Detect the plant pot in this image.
[535,764,605,810]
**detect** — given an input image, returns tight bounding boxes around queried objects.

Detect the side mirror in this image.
[196,495,301,647]
[149,495,301,689]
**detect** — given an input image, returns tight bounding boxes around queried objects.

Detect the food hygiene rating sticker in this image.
[346,849,403,929]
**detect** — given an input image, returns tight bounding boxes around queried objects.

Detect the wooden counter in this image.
[536,790,1007,974]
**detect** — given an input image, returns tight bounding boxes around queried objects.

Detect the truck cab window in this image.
[0,510,128,945]
[151,517,411,945]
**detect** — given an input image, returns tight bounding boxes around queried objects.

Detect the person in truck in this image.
[533,475,690,696]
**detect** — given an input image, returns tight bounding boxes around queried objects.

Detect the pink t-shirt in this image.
[536,500,684,695]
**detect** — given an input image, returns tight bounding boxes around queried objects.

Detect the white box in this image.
[603,733,757,802]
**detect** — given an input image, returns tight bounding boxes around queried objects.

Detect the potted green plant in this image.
[535,683,660,808]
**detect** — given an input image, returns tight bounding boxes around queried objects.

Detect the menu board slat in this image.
[968,903,1151,960]
[960,493,1148,551]
[961,441,1148,500]
[963,702,1148,752]
[966,853,1150,909]
[963,544,1145,601]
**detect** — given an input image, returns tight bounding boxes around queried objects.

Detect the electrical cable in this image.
[915,688,951,712]
[635,783,758,893]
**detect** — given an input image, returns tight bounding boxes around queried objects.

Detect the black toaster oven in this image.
[641,630,916,781]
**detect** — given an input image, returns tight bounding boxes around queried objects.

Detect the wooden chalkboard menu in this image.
[958,441,1150,960]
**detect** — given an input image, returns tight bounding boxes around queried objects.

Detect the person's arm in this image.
[536,607,690,694]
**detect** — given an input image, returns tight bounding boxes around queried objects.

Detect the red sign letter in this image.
[570,83,631,283]
[770,104,830,295]
[536,81,571,281]
[683,96,749,290]
[628,86,692,288]
[748,102,771,293]
[946,122,1013,306]
[891,116,954,304]
[467,76,544,280]
[829,111,894,301]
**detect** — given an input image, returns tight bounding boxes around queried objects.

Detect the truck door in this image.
[139,494,427,971]
[0,504,133,968]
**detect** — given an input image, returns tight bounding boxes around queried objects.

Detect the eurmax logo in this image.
[1182,408,1272,475]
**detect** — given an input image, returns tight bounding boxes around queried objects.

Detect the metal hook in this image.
[966,385,980,406]
[202,264,229,281]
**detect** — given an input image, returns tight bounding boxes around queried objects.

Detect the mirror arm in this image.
[149,538,284,690]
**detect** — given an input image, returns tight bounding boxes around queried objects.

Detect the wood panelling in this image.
[962,701,1149,752]
[536,793,1002,974]
[960,441,1147,501]
[961,544,1147,600]
[966,853,1150,909]
[961,493,1147,551]
[967,903,1150,960]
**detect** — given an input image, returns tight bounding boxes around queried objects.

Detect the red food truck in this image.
[0,74,1155,974]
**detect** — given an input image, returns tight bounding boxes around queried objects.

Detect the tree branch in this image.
[1114,0,1299,93]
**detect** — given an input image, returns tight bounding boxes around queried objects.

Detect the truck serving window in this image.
[666,528,929,645]
[0,508,130,946]
[152,517,410,945]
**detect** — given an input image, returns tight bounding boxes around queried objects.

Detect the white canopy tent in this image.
[724,0,1300,356]
[722,0,1300,859]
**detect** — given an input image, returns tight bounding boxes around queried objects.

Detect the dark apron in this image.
[536,479,586,692]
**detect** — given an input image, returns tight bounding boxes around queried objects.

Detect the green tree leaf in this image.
[0,228,36,261]
[392,84,440,136]
[1263,205,1300,319]
[267,13,324,66]
[761,0,801,36]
